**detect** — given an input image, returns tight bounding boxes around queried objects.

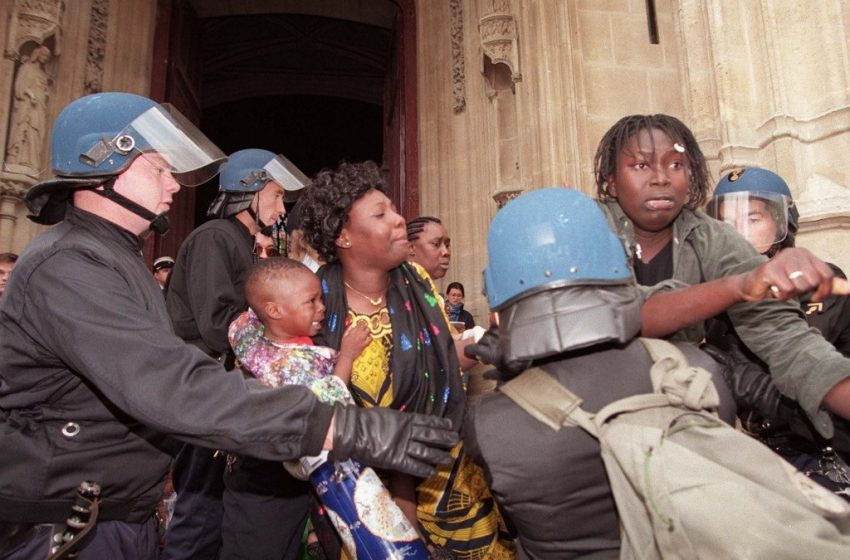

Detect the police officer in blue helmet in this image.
[25,91,226,233]
[0,93,457,560]
[162,149,310,560]
[464,188,734,559]
[705,167,850,494]
[708,167,800,257]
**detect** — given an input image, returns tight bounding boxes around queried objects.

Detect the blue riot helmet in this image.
[707,167,799,255]
[484,187,641,363]
[207,149,309,224]
[25,92,226,232]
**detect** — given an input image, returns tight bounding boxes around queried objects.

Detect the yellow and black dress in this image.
[315,261,514,559]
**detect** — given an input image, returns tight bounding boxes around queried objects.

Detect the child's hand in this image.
[339,323,371,361]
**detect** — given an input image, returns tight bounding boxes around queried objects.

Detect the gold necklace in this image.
[344,280,385,307]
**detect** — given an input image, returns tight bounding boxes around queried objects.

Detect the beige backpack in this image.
[501,338,850,559]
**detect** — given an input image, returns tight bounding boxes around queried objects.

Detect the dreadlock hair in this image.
[406,216,442,242]
[594,114,711,210]
[299,161,386,263]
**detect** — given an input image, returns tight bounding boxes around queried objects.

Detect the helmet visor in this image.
[708,191,790,253]
[117,103,226,186]
[263,153,309,194]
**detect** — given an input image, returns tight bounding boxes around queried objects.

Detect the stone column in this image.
[0,179,27,252]
[674,0,850,272]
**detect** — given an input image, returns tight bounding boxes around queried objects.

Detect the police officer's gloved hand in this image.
[701,343,792,425]
[465,325,531,382]
[464,325,500,365]
[330,404,458,478]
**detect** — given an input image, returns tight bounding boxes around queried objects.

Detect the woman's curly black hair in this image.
[299,161,386,263]
[593,114,711,210]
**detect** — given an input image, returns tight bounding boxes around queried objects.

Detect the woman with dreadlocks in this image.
[301,161,514,559]
[593,113,850,442]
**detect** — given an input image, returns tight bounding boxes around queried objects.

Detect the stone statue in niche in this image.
[6,45,52,171]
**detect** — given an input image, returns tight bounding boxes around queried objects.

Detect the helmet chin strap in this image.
[246,206,269,233]
[93,177,170,235]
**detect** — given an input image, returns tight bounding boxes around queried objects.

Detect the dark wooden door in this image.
[383,1,419,220]
[146,0,203,263]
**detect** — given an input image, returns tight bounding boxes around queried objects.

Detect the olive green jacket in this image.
[601,200,849,437]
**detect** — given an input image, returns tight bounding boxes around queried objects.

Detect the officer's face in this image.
[112,153,181,233]
[255,181,286,227]
[717,197,779,254]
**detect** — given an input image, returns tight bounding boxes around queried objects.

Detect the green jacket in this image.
[601,200,849,437]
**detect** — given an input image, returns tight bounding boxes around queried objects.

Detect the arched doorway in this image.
[149,0,417,258]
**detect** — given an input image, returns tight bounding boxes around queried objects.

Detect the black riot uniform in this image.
[0,207,333,524]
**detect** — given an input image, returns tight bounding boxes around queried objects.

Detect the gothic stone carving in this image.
[451,0,466,113]
[5,0,65,58]
[84,0,109,94]
[479,0,521,82]
[0,171,35,199]
[5,44,52,173]
[492,189,523,209]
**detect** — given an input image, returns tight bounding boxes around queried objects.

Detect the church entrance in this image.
[148,0,417,258]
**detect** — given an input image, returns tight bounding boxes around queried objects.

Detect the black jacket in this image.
[166,217,255,357]
[0,208,332,523]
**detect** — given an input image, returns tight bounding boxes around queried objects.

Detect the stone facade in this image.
[1,0,849,322]
[0,0,156,254]
[418,0,850,319]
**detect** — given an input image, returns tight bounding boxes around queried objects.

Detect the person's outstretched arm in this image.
[641,247,845,337]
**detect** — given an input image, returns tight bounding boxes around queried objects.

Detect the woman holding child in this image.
[300,161,513,559]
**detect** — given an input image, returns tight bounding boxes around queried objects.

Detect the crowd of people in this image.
[0,92,849,560]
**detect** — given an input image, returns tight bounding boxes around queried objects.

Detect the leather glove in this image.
[465,325,530,381]
[701,342,793,424]
[464,325,501,364]
[330,404,458,478]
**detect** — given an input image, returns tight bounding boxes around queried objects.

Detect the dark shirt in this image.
[166,217,255,356]
[633,240,673,287]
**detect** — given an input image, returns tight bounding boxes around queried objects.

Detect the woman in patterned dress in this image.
[300,161,514,559]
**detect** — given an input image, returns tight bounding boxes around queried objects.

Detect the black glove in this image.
[700,342,792,425]
[330,404,458,478]
[464,325,530,381]
[464,325,501,364]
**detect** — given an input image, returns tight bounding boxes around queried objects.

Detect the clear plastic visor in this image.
[122,104,226,186]
[708,192,790,253]
[262,153,309,193]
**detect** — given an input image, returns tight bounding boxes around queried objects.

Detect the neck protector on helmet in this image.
[498,283,642,364]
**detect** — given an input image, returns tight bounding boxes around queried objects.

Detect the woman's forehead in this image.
[421,221,448,237]
[352,188,390,211]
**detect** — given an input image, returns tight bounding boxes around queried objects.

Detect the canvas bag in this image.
[500,338,850,559]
